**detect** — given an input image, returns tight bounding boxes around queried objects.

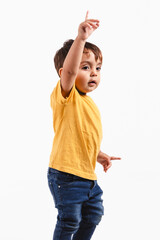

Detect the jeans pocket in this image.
[56,173,74,187]
[47,169,75,207]
[48,179,61,207]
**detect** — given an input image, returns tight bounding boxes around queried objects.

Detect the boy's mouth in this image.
[88,80,96,86]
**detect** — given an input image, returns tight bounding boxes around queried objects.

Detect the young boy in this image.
[47,11,121,240]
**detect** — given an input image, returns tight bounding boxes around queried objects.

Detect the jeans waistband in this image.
[48,167,96,183]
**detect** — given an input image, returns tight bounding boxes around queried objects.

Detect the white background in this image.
[0,0,160,239]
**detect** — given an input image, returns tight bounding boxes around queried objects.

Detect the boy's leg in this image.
[72,180,104,240]
[72,221,97,240]
[48,168,82,240]
[47,168,95,240]
[53,204,82,240]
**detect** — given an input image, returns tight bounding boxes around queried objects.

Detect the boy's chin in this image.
[87,84,97,91]
[76,85,97,95]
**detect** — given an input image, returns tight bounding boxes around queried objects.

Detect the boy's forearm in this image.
[62,36,86,76]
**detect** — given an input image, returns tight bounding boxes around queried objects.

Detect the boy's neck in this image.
[76,87,86,96]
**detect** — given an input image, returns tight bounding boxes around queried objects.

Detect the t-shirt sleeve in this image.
[50,80,76,107]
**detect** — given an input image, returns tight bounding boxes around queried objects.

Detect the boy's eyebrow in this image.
[80,61,102,65]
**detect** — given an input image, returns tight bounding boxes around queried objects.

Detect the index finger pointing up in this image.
[85,10,89,21]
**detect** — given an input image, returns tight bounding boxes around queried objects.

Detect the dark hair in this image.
[54,39,103,76]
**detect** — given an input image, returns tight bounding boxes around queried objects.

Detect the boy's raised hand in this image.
[78,11,100,41]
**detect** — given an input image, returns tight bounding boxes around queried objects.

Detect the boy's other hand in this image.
[97,151,121,173]
[78,11,100,41]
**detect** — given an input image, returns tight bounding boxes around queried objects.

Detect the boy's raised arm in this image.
[60,11,100,98]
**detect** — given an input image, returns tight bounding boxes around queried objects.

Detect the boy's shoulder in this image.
[51,80,77,105]
[51,80,98,110]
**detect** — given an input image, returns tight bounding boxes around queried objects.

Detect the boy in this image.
[47,11,121,240]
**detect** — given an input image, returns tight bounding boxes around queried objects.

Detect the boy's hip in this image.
[47,167,103,208]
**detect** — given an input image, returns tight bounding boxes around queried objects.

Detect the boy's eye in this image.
[82,66,89,70]
[96,67,101,71]
[81,65,102,71]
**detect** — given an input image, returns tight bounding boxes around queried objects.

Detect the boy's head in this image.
[54,39,103,94]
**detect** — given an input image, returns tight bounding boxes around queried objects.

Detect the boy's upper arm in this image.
[60,68,77,99]
[60,78,74,99]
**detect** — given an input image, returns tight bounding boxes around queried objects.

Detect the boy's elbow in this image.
[62,68,77,78]
[61,68,77,87]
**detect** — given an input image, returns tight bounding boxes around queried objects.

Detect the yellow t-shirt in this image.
[49,80,103,180]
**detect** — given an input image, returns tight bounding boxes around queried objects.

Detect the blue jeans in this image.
[47,168,104,240]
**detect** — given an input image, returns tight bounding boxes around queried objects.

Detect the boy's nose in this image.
[90,69,97,77]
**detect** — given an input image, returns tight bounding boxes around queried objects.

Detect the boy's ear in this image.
[59,68,63,77]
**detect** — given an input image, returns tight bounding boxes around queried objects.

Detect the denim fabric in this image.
[47,167,104,240]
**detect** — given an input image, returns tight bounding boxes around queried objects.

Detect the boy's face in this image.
[75,50,102,95]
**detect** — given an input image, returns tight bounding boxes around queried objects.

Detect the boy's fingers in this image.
[84,10,99,23]
[82,22,93,30]
[87,20,99,26]
[86,21,99,29]
[86,19,100,23]
[82,21,99,32]
[110,157,121,160]
[85,10,89,21]
[104,163,112,172]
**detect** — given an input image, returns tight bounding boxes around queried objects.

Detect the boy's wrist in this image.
[76,35,87,44]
